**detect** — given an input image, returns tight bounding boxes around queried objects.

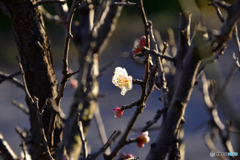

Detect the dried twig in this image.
[142,108,168,132]
[40,6,62,24]
[32,98,54,160]
[215,63,237,101]
[210,0,231,11]
[90,130,117,160]
[114,1,138,7]
[196,46,226,79]
[107,1,151,159]
[201,74,234,154]
[17,57,54,160]
[0,71,24,90]
[94,104,111,155]
[78,120,88,159]
[12,100,29,115]
[56,0,84,106]
[121,101,141,110]
[134,48,175,62]
[15,126,27,141]
[0,133,19,160]
[208,0,224,23]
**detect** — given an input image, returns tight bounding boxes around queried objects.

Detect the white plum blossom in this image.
[112,67,133,96]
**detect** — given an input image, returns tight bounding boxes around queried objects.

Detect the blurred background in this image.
[0,0,239,159]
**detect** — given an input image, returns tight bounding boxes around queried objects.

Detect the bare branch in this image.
[40,6,62,24]
[0,133,19,160]
[78,120,88,159]
[12,100,29,115]
[121,100,141,110]
[32,98,54,160]
[209,0,224,23]
[114,1,138,7]
[56,0,84,106]
[201,74,234,154]
[215,62,237,101]
[90,130,117,160]
[15,126,27,141]
[142,108,168,132]
[0,71,24,90]
[233,52,240,69]
[196,46,226,79]
[94,104,111,155]
[211,0,231,11]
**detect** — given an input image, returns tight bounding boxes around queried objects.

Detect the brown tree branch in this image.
[90,131,117,160]
[0,71,24,90]
[94,103,111,155]
[142,108,168,132]
[0,133,19,160]
[201,74,234,155]
[12,100,29,115]
[107,1,150,159]
[78,120,88,159]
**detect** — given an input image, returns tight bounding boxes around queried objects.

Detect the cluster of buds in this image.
[119,153,133,160]
[113,106,124,119]
[68,68,78,89]
[137,131,150,148]
[132,35,146,55]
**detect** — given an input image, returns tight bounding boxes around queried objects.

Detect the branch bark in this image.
[2,0,59,159]
[0,133,19,160]
[146,1,240,159]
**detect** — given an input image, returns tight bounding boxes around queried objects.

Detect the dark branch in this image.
[12,100,29,115]
[142,107,168,132]
[0,133,19,160]
[0,71,24,90]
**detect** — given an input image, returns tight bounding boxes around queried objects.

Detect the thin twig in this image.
[134,47,175,62]
[215,62,237,101]
[233,52,240,69]
[125,138,137,145]
[15,126,27,141]
[32,98,54,160]
[142,107,168,132]
[90,130,117,160]
[202,74,235,154]
[40,6,62,24]
[210,0,231,10]
[78,120,88,159]
[196,46,226,79]
[94,104,111,155]
[16,56,34,102]
[121,100,141,110]
[0,71,24,90]
[132,79,143,86]
[0,133,19,160]
[98,61,117,77]
[56,0,84,106]
[20,140,27,160]
[209,0,224,23]
[107,1,150,159]
[114,1,138,7]
[204,132,225,160]
[12,100,29,115]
